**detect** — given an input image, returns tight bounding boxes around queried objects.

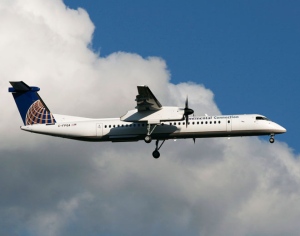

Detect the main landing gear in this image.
[143,124,165,158]
[144,135,152,143]
[269,134,275,143]
[152,140,166,159]
[144,124,157,143]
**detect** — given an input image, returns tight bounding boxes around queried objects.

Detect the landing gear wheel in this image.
[269,137,275,143]
[144,135,152,143]
[152,150,160,159]
[145,124,157,144]
[151,140,165,158]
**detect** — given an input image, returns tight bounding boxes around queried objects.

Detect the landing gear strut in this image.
[152,140,166,159]
[144,124,157,143]
[269,134,275,143]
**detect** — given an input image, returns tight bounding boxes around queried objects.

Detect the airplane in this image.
[9,81,286,158]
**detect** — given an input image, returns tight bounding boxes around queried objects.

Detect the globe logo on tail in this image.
[25,100,55,125]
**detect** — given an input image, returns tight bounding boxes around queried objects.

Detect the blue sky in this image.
[64,0,299,152]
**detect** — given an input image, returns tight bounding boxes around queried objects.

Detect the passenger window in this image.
[109,125,111,128]
[214,121,216,124]
[178,122,181,125]
[183,122,185,125]
[218,121,221,124]
[105,125,107,128]
[228,120,230,123]
[205,121,208,124]
[197,122,199,125]
[192,122,195,125]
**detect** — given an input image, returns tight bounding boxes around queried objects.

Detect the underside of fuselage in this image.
[23,127,285,142]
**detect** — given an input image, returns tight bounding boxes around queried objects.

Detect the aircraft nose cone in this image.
[280,126,287,133]
[276,124,286,134]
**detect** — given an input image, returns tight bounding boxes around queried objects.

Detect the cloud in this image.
[0,1,299,236]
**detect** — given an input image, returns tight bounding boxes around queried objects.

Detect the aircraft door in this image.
[96,123,103,136]
[226,119,232,132]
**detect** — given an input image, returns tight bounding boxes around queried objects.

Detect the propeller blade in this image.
[185,96,188,109]
[183,96,194,128]
[185,115,188,128]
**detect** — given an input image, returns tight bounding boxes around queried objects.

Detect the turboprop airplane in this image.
[9,81,286,158]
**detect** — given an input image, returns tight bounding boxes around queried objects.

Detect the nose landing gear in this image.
[269,134,275,143]
[152,140,165,159]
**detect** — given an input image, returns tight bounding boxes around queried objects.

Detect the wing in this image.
[121,85,184,122]
[135,86,162,111]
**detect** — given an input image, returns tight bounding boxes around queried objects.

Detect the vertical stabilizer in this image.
[8,81,56,125]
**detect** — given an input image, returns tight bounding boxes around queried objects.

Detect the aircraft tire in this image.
[144,135,152,143]
[269,137,275,143]
[152,150,160,159]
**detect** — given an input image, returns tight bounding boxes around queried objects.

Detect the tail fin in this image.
[8,81,56,125]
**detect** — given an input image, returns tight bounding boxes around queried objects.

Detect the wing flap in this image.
[135,86,162,111]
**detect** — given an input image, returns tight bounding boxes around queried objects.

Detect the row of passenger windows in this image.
[104,120,223,129]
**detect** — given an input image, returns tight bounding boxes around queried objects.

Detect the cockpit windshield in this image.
[256,116,270,121]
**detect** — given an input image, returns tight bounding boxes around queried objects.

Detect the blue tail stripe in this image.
[9,81,56,125]
[12,91,40,124]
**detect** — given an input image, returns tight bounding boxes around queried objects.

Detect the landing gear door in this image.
[226,119,232,132]
[96,123,103,137]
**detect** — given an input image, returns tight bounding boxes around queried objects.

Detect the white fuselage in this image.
[20,114,286,142]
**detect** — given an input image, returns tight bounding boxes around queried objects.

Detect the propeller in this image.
[183,96,194,127]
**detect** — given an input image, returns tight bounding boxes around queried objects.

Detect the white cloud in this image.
[0,1,299,236]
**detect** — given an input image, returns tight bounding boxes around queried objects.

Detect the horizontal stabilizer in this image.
[9,81,40,93]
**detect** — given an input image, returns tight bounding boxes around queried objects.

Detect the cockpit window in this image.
[256,116,270,121]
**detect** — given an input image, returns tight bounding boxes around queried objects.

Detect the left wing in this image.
[135,86,162,111]
[121,85,184,123]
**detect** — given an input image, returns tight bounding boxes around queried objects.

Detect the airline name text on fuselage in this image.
[189,115,239,120]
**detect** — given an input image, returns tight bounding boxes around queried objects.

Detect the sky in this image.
[62,0,300,152]
[0,0,300,236]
